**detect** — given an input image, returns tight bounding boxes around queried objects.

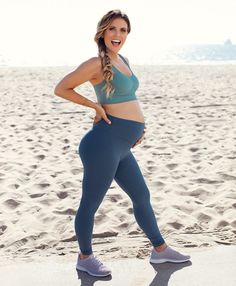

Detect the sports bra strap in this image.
[119,54,130,67]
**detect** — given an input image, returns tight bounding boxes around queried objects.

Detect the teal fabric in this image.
[75,114,165,255]
[93,54,139,104]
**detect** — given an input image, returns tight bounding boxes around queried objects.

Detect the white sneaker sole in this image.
[76,265,111,277]
[150,257,190,264]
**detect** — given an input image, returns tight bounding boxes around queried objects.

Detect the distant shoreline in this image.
[1,44,236,67]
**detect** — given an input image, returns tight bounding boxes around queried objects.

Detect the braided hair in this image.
[94,10,131,97]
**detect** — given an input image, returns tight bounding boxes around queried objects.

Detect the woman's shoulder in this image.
[75,56,102,75]
[81,56,102,69]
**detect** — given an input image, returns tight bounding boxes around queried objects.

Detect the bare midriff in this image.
[102,100,145,123]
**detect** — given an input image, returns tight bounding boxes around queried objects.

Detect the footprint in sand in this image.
[53,208,76,215]
[152,181,165,187]
[71,168,81,175]
[30,164,38,169]
[61,235,77,242]
[197,212,212,222]
[128,230,140,235]
[107,194,123,203]
[194,178,224,184]
[166,163,178,170]
[176,240,198,248]
[230,220,236,228]
[119,200,130,207]
[35,154,45,160]
[187,188,209,200]
[127,207,133,214]
[0,225,7,235]
[219,173,236,181]
[29,193,45,198]
[3,199,21,209]
[147,166,157,172]
[167,222,183,230]
[189,147,199,152]
[61,181,76,188]
[62,145,70,150]
[217,220,229,228]
[92,231,118,238]
[7,183,20,189]
[56,191,68,199]
[118,222,130,228]
[10,237,28,249]
[33,183,50,189]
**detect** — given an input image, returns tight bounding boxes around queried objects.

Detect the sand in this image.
[0,64,235,267]
[0,246,235,285]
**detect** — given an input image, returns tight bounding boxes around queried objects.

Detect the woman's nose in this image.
[114,30,121,37]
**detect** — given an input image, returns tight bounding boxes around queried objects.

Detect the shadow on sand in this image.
[76,270,112,286]
[76,261,192,285]
[149,261,192,286]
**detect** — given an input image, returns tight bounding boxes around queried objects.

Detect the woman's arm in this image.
[54,57,111,124]
[54,57,99,108]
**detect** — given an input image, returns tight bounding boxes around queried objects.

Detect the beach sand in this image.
[0,65,235,276]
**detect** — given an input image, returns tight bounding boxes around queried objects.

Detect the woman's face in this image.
[103,18,129,54]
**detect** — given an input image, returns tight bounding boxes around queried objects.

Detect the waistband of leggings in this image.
[92,114,145,145]
[106,114,146,127]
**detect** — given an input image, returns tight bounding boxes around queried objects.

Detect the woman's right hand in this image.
[93,104,111,125]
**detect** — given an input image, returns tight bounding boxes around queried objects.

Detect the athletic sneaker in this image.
[76,253,112,277]
[149,246,191,264]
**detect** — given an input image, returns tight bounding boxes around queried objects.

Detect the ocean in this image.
[1,43,236,66]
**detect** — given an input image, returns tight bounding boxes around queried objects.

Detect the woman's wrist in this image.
[94,103,103,111]
[81,97,99,110]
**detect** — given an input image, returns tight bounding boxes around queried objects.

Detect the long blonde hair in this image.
[94,10,131,97]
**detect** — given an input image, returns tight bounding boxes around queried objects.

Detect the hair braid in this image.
[98,43,114,97]
[94,10,131,98]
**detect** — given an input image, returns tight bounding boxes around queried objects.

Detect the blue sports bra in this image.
[93,54,139,104]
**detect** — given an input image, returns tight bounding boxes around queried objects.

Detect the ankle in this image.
[79,253,91,260]
[154,243,168,253]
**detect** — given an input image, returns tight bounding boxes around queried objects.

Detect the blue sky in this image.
[0,0,235,65]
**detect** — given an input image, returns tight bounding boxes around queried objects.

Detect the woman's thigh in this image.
[78,127,121,204]
[114,151,150,203]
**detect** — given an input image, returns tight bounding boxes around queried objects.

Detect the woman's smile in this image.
[104,18,128,51]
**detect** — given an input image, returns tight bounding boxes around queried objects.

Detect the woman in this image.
[54,9,190,277]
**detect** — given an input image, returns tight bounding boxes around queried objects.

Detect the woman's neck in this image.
[107,51,119,62]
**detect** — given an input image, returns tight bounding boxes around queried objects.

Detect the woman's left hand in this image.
[132,128,146,148]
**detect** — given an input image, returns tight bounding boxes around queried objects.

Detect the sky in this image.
[0,0,235,65]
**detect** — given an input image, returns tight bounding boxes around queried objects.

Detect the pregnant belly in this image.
[102,100,145,123]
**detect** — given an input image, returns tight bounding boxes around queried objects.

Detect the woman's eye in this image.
[108,27,127,33]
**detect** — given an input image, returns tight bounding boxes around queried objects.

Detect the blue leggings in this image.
[75,114,165,255]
